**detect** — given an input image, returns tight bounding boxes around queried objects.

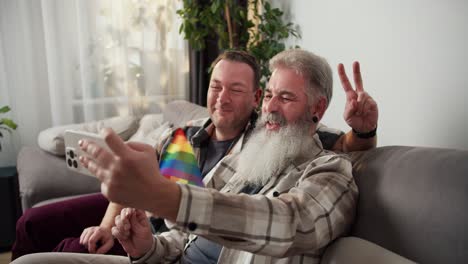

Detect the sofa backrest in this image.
[163,100,209,127]
[350,146,468,264]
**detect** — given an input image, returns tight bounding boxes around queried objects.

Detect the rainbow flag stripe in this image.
[159,128,204,187]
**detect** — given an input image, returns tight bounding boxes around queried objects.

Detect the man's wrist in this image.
[352,126,377,139]
[129,236,156,263]
[148,178,181,222]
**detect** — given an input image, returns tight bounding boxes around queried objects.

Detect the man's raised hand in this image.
[338,61,378,133]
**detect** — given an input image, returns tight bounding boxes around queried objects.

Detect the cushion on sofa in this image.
[38,116,139,156]
[17,146,101,211]
[128,114,172,148]
[162,100,209,127]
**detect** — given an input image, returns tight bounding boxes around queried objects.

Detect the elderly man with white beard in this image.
[99,49,356,263]
[12,49,359,264]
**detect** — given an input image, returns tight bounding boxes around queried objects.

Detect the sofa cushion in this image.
[17,146,101,211]
[38,116,139,156]
[163,100,209,127]
[350,146,468,264]
[321,237,415,264]
[128,114,171,147]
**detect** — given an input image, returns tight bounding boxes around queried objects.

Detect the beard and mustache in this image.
[233,112,317,187]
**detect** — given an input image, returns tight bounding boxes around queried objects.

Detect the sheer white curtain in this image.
[0,0,188,166]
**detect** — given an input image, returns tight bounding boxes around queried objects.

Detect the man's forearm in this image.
[145,179,182,223]
[100,202,125,229]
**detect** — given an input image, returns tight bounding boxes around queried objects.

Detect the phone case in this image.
[64,130,109,177]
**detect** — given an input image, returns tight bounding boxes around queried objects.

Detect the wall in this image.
[280,0,468,150]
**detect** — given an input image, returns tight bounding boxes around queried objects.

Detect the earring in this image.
[312,116,318,123]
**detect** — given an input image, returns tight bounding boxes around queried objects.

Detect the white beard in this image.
[234,113,316,187]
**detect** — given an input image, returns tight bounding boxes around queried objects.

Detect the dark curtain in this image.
[188,39,219,107]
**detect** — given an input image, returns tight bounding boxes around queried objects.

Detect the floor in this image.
[0,251,11,264]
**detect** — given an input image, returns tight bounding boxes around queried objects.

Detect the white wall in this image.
[280,0,468,150]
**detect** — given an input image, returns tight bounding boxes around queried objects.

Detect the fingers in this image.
[356,91,368,115]
[87,228,110,253]
[95,236,114,254]
[365,96,378,112]
[79,226,112,254]
[134,209,150,226]
[79,156,97,174]
[362,96,379,117]
[102,128,130,157]
[115,210,132,234]
[112,215,127,240]
[343,99,358,121]
[79,227,93,245]
[111,226,123,241]
[339,62,366,98]
[353,61,364,92]
[87,232,98,253]
[338,64,356,100]
[79,156,110,181]
[126,142,155,153]
[78,139,114,180]
[112,209,133,241]
[79,139,115,167]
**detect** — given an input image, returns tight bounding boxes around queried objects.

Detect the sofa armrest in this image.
[321,237,416,264]
[17,146,101,212]
[350,146,468,263]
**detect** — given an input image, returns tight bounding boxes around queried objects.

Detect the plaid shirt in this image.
[136,119,357,264]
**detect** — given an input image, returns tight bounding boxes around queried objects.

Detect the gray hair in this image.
[269,49,333,108]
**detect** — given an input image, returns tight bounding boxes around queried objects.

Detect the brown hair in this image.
[211,50,261,90]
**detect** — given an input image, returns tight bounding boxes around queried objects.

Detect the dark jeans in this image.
[11,193,126,260]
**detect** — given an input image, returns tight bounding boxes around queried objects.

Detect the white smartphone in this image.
[64,130,109,177]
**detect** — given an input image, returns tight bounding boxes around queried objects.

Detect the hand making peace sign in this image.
[338,62,378,133]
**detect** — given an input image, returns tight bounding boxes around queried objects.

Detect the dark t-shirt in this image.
[200,138,237,177]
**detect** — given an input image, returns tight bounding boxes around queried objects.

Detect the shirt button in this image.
[188,222,198,231]
[273,191,280,197]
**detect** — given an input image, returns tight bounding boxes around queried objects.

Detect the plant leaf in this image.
[0,118,17,129]
[0,106,11,113]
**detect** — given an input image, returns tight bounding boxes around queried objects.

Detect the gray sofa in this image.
[16,100,468,263]
[323,146,468,263]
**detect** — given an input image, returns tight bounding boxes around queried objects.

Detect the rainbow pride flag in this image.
[159,128,204,187]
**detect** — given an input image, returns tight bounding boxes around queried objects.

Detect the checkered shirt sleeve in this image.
[170,154,358,258]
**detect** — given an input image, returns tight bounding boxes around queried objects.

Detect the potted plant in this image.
[0,105,18,151]
[177,0,300,88]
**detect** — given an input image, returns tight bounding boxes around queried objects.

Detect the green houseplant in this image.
[0,106,18,151]
[177,0,300,88]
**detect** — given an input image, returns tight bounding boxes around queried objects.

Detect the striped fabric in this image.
[159,128,204,187]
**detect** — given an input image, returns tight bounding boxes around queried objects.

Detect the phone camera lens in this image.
[73,160,78,168]
[67,158,72,167]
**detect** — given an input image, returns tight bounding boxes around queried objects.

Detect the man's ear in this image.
[311,96,327,121]
[253,88,263,108]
